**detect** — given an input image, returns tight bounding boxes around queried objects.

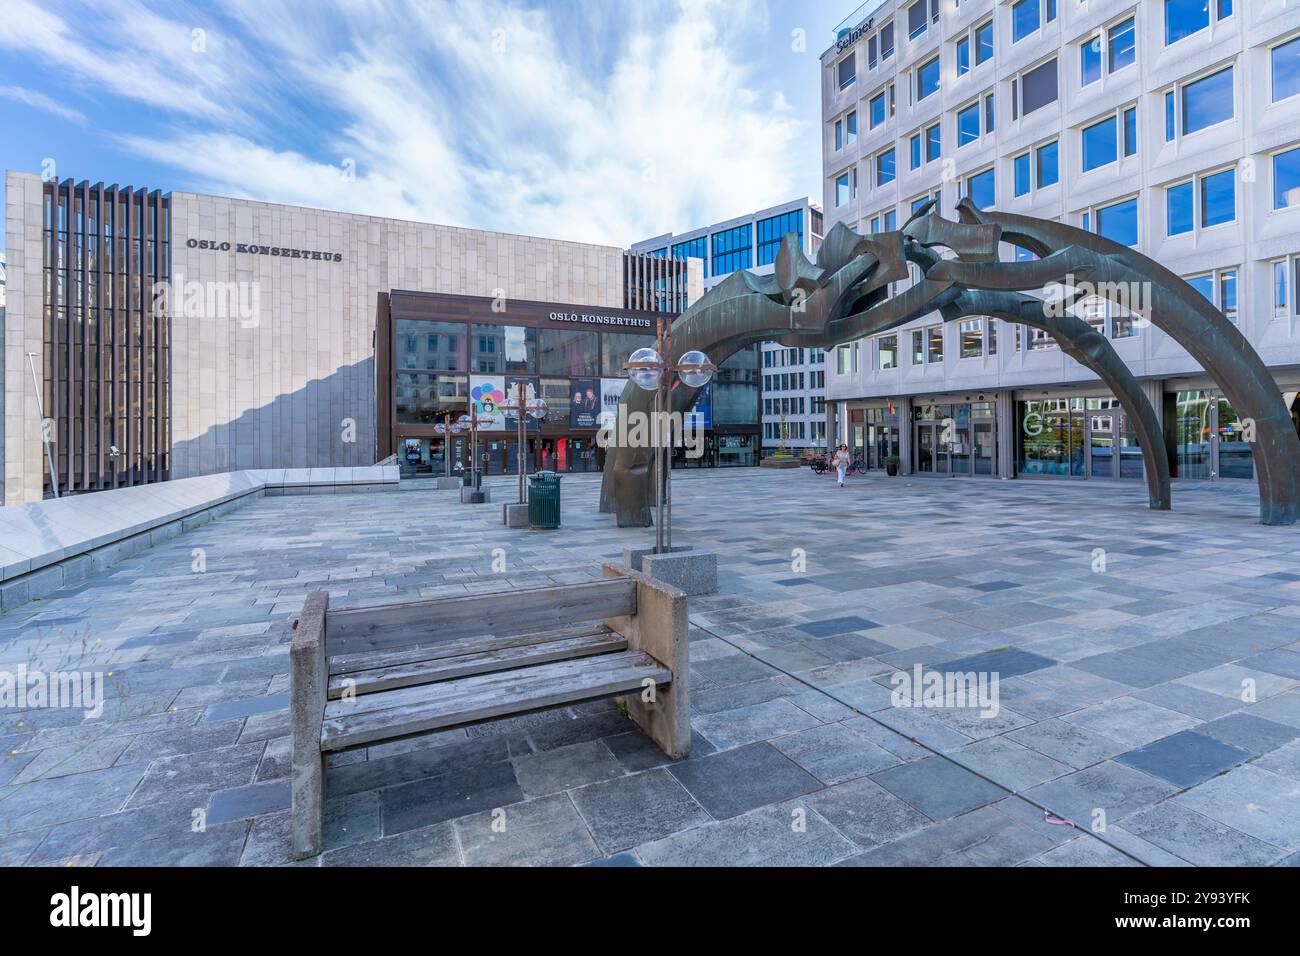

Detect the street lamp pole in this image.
[625,333,715,555]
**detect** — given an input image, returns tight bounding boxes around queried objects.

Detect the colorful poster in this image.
[600,378,628,429]
[503,376,542,432]
[469,375,505,431]
[569,377,602,429]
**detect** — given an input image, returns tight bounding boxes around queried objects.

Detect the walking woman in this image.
[832,444,851,487]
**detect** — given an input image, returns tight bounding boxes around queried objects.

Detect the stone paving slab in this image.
[2,470,1298,865]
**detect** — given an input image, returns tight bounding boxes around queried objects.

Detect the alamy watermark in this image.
[595,403,704,458]
[152,274,261,328]
[889,664,1000,718]
[0,666,105,718]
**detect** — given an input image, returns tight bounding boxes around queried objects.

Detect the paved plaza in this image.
[2,469,1300,867]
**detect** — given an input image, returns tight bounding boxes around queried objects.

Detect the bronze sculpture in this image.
[600,200,1300,527]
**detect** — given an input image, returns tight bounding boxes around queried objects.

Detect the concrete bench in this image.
[289,565,689,859]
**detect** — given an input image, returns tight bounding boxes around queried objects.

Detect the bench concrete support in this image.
[602,564,690,758]
[502,503,529,527]
[290,591,330,860]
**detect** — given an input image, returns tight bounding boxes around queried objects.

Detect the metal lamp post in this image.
[498,382,548,505]
[434,413,467,478]
[457,403,481,489]
[624,317,715,554]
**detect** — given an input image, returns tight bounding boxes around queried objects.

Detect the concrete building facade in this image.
[821,0,1300,484]
[631,198,830,454]
[3,171,716,504]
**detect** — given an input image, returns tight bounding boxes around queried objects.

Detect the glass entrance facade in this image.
[381,291,761,477]
[911,401,996,476]
[1168,390,1256,481]
[1017,397,1146,482]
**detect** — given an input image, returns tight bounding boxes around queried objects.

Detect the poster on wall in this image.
[503,376,542,431]
[469,375,505,431]
[569,378,602,429]
[684,382,713,431]
[600,378,628,429]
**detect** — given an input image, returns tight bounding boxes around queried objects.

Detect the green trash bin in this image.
[528,471,562,529]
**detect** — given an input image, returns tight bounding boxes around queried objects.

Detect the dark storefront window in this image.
[397,319,464,371]
[538,328,600,376]
[713,345,759,425]
[396,373,468,424]
[601,332,647,377]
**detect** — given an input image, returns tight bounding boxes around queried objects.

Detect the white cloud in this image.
[16,0,813,246]
[0,85,87,124]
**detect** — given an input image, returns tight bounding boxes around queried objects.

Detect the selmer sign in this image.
[186,238,343,262]
[835,17,874,53]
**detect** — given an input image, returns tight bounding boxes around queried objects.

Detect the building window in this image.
[957,102,982,147]
[1165,0,1231,47]
[756,210,804,266]
[876,334,898,370]
[1082,116,1117,172]
[1200,168,1236,227]
[1274,146,1300,210]
[976,20,994,65]
[985,92,996,133]
[835,171,851,207]
[926,326,944,363]
[1014,153,1031,197]
[835,110,857,148]
[1181,67,1235,135]
[911,329,925,365]
[876,148,897,186]
[1186,268,1238,324]
[838,53,856,90]
[959,319,984,358]
[1109,18,1136,73]
[1081,35,1102,87]
[1013,59,1058,120]
[1272,36,1300,103]
[925,122,941,162]
[870,91,887,128]
[1087,197,1139,247]
[963,168,995,210]
[1037,140,1059,188]
[957,35,970,77]
[1012,0,1040,43]
[908,0,929,41]
[910,133,922,169]
[917,57,940,101]
[711,223,753,275]
[1166,168,1234,235]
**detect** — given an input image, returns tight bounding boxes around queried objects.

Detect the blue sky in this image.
[0,0,849,251]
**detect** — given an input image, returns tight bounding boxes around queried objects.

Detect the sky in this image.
[0,0,852,252]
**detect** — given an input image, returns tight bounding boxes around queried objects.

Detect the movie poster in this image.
[569,378,601,429]
[468,375,505,431]
[600,378,628,429]
[503,376,542,431]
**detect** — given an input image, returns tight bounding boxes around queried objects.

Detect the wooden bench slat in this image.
[320,650,672,752]
[326,631,629,699]
[325,578,637,656]
[327,622,616,676]
[323,650,652,722]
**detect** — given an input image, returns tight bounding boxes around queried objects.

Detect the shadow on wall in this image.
[171,356,377,478]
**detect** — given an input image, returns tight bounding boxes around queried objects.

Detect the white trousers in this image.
[836,465,847,484]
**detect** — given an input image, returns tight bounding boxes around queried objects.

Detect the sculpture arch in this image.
[600,202,1299,527]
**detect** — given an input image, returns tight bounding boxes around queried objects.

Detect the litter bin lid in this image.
[531,470,560,479]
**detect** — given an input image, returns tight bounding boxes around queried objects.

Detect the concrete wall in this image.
[3,172,43,505]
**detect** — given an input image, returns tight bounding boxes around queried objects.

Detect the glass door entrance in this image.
[914,422,951,474]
